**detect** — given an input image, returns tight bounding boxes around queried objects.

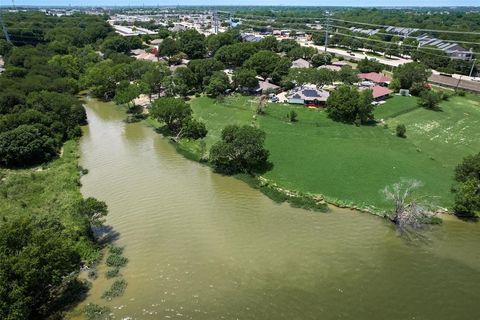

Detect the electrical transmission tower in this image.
[213,10,219,34]
[324,11,330,52]
[0,9,11,43]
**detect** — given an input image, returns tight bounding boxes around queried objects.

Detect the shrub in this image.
[288,110,298,122]
[396,124,406,138]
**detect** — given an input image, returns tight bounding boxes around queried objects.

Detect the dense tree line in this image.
[0,12,113,320]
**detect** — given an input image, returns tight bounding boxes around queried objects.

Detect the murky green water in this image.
[77,98,480,320]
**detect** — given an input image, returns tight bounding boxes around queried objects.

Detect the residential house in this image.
[287,85,330,106]
[331,61,350,68]
[360,85,393,101]
[291,58,311,69]
[318,64,341,72]
[256,80,280,94]
[357,72,392,86]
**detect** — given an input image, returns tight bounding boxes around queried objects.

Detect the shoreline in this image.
[142,116,391,218]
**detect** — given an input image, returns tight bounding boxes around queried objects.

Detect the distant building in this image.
[318,64,341,72]
[416,34,472,61]
[287,85,330,106]
[291,58,311,69]
[240,33,263,43]
[150,39,163,45]
[385,26,418,37]
[357,72,392,86]
[349,27,379,36]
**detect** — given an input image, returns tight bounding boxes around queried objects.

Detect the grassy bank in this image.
[169,93,480,213]
[0,140,99,262]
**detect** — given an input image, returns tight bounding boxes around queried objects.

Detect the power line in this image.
[330,24,480,46]
[237,13,480,36]
[331,31,480,56]
[329,17,480,36]
[241,15,480,46]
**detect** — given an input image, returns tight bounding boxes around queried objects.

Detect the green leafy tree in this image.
[140,64,170,101]
[206,31,238,54]
[338,65,359,84]
[243,50,279,78]
[150,97,192,134]
[205,71,230,97]
[214,42,259,68]
[311,53,332,67]
[76,197,108,226]
[114,81,141,110]
[0,124,58,167]
[418,90,441,110]
[187,58,225,91]
[233,68,259,90]
[176,29,206,59]
[209,125,270,175]
[158,37,179,60]
[393,62,431,90]
[0,216,80,319]
[452,153,480,218]
[357,57,383,73]
[259,36,279,52]
[287,46,317,60]
[326,86,374,124]
[182,118,208,140]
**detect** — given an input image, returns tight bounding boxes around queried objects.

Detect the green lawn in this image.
[185,94,480,211]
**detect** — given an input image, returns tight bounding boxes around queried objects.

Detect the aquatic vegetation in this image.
[106,256,128,268]
[83,303,112,320]
[105,267,120,279]
[101,279,128,300]
[106,252,128,268]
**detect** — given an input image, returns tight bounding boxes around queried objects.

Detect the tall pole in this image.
[0,9,11,43]
[324,11,330,52]
[468,59,476,78]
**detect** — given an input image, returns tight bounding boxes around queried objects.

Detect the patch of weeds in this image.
[105,267,120,279]
[105,245,128,268]
[83,303,112,320]
[101,279,127,300]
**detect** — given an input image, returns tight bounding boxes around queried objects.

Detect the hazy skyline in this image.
[4,0,480,7]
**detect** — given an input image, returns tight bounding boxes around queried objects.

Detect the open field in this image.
[186,94,480,211]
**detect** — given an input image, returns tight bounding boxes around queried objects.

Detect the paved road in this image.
[297,40,413,67]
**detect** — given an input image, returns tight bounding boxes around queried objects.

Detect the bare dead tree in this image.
[383,179,438,231]
[257,95,268,115]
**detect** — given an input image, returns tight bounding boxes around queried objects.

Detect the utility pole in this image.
[0,9,11,43]
[468,58,477,78]
[324,11,330,53]
[213,10,219,34]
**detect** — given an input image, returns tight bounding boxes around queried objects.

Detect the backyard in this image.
[186,94,480,211]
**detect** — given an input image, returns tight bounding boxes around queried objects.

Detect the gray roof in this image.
[287,86,330,101]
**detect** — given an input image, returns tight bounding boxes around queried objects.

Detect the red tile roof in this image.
[369,85,392,99]
[357,72,392,83]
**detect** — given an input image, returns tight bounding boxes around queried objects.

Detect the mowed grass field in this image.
[188,94,480,211]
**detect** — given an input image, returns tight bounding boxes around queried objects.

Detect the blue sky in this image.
[6,0,480,7]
